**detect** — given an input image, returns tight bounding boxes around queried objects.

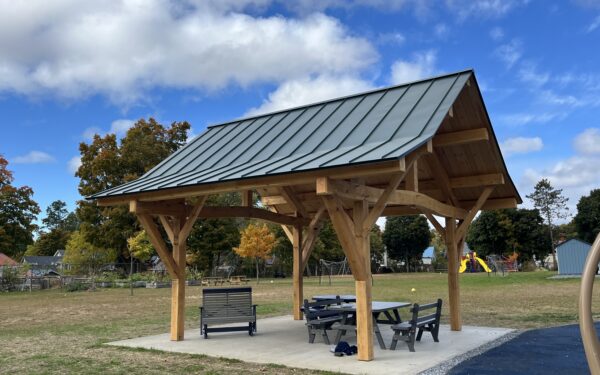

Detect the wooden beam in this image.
[198,206,309,226]
[281,186,308,218]
[424,152,460,207]
[137,214,180,279]
[432,128,489,148]
[390,190,467,219]
[170,217,186,341]
[180,197,207,241]
[353,199,373,361]
[459,197,517,210]
[445,217,461,331]
[292,225,303,320]
[301,207,325,269]
[426,213,445,237]
[363,172,407,233]
[158,215,176,244]
[130,199,186,217]
[405,160,418,192]
[96,159,408,206]
[450,174,504,189]
[456,187,494,242]
[241,190,253,207]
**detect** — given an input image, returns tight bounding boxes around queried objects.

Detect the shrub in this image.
[65,281,88,292]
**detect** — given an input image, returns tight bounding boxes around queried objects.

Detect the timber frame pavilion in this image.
[90,69,521,361]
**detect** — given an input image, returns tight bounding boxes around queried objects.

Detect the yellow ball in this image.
[411,288,416,292]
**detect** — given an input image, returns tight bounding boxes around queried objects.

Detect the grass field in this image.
[0,271,597,374]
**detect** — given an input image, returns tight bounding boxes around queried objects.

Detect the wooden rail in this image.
[579,233,600,375]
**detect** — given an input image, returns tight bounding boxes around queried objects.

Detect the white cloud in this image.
[110,119,136,136]
[67,156,82,174]
[586,14,600,33]
[246,74,374,116]
[445,0,529,20]
[0,1,376,104]
[499,112,565,126]
[377,32,406,45]
[12,151,55,164]
[82,127,102,141]
[494,39,522,68]
[518,63,549,86]
[538,90,583,107]
[490,27,504,41]
[434,23,449,38]
[390,50,437,85]
[574,128,600,154]
[500,136,543,156]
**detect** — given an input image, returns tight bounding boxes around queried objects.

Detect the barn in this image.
[556,238,594,275]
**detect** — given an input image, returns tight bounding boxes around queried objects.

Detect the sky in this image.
[1,0,600,223]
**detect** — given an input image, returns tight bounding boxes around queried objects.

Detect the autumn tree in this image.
[127,230,155,262]
[234,223,276,283]
[75,118,190,260]
[64,230,117,284]
[383,215,431,271]
[575,189,600,244]
[0,155,40,258]
[526,179,569,269]
[26,200,80,256]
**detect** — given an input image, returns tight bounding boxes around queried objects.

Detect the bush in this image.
[65,282,88,292]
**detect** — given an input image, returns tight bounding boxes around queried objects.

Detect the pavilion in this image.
[90,69,521,361]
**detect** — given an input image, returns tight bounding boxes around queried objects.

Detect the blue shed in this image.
[556,238,593,275]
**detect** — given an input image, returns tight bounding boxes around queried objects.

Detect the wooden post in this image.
[445,217,462,331]
[292,225,303,320]
[170,217,186,341]
[354,200,374,361]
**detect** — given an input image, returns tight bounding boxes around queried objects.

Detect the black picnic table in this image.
[312,294,357,303]
[329,301,411,350]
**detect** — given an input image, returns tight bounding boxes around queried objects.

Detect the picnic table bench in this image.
[200,287,257,338]
[390,299,442,352]
[303,297,343,344]
[201,277,226,286]
[228,275,250,285]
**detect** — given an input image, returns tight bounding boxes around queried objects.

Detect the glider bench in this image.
[200,287,257,338]
[390,299,442,352]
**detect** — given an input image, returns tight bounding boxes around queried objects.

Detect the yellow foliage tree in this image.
[234,223,276,283]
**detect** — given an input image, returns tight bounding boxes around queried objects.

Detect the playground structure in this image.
[318,258,350,285]
[459,251,491,273]
[486,253,519,275]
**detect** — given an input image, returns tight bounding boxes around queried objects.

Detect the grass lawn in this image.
[0,271,597,374]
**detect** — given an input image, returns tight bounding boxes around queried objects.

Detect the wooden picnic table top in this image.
[329,301,411,312]
[312,294,356,303]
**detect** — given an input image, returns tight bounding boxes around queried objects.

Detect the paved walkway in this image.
[107,315,512,375]
[449,323,594,375]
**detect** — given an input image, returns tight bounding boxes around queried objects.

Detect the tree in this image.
[369,224,385,271]
[234,223,276,283]
[526,179,569,269]
[64,230,117,284]
[127,230,154,262]
[383,215,431,271]
[0,155,40,258]
[431,230,447,271]
[26,200,80,256]
[24,228,71,256]
[42,200,69,230]
[75,118,190,260]
[575,189,600,244]
[466,208,550,262]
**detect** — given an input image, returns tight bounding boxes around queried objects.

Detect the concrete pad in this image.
[107,316,513,375]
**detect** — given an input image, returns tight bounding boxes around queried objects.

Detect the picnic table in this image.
[312,294,356,303]
[330,301,411,350]
[228,276,250,285]
[201,277,226,286]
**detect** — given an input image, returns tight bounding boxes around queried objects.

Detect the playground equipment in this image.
[486,253,519,275]
[459,251,491,273]
[319,258,350,285]
[579,233,600,374]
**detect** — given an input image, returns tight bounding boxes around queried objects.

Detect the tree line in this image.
[2,118,600,276]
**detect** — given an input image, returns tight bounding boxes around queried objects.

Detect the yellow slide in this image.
[459,252,492,273]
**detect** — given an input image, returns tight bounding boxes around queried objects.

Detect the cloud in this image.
[246,74,374,116]
[587,14,600,33]
[376,32,406,45]
[390,50,437,85]
[82,127,102,141]
[500,136,543,156]
[499,112,565,126]
[494,39,522,68]
[0,1,376,104]
[67,156,82,174]
[518,63,549,86]
[434,23,449,38]
[489,27,504,41]
[12,151,55,164]
[574,128,600,154]
[110,119,136,136]
[445,0,529,20]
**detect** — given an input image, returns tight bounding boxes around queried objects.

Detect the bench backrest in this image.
[408,298,443,328]
[202,287,253,319]
[303,297,342,321]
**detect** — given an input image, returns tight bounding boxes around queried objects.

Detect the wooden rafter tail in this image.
[137,214,180,279]
[456,186,494,242]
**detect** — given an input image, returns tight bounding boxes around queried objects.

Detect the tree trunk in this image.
[129,255,134,296]
[255,258,259,284]
[549,220,557,271]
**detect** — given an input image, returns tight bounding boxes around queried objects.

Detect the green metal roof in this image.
[90,70,474,199]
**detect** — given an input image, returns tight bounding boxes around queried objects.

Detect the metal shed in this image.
[556,238,593,275]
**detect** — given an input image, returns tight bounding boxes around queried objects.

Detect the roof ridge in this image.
[206,68,474,129]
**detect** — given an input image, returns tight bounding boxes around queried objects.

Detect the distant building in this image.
[22,251,65,276]
[556,238,594,275]
[0,253,18,266]
[422,246,434,265]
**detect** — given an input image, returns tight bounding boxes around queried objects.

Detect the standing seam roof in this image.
[90,70,473,199]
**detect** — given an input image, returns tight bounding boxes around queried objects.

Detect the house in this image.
[0,253,19,278]
[22,255,63,276]
[556,238,594,275]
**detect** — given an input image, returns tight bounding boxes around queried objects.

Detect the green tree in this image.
[76,118,190,259]
[526,179,569,269]
[126,230,155,262]
[383,215,431,271]
[369,224,385,271]
[24,228,71,256]
[42,200,69,230]
[234,223,276,283]
[0,155,40,258]
[64,230,117,279]
[431,229,447,270]
[27,200,80,256]
[575,189,600,244]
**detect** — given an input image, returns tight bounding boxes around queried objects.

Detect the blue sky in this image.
[1,0,600,222]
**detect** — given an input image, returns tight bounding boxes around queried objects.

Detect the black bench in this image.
[200,287,257,339]
[390,299,442,352]
[303,297,343,344]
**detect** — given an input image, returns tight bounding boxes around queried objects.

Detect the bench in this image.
[390,299,442,352]
[303,297,343,344]
[228,275,250,285]
[201,277,226,286]
[199,287,257,339]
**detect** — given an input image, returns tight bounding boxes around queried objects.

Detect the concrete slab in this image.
[107,316,513,375]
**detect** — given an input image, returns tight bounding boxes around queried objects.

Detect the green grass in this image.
[0,271,597,374]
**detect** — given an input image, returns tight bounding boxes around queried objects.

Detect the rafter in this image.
[432,128,489,147]
[424,152,460,206]
[130,199,187,217]
[280,186,309,218]
[199,206,309,226]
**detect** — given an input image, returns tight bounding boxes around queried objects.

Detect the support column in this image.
[354,200,374,361]
[292,225,303,320]
[170,218,186,341]
[445,217,462,331]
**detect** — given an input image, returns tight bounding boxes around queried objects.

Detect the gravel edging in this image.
[417,329,522,375]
